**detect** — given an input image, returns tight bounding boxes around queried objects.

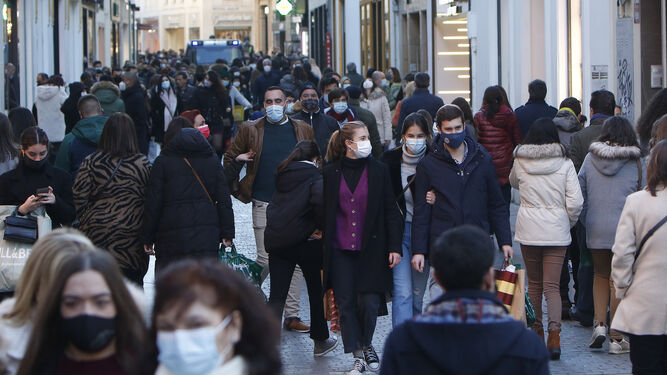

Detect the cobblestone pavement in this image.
[145,197,633,375]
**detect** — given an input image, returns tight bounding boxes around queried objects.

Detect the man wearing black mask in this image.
[291,85,339,156]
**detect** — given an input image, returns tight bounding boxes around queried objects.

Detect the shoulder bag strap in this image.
[635,215,667,261]
[395,174,417,201]
[635,159,643,191]
[183,157,214,205]
[89,158,123,203]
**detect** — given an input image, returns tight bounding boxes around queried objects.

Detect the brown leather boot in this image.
[547,330,561,360]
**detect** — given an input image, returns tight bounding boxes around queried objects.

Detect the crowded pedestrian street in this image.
[0,0,666,374]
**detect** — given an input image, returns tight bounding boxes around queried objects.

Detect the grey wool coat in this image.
[578,141,644,250]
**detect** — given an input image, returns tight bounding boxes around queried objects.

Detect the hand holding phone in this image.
[36,187,55,205]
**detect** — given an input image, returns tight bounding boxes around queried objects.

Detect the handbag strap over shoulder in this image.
[635,215,667,261]
[183,157,214,205]
[89,158,123,203]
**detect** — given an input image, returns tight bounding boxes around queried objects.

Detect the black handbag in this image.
[4,210,38,244]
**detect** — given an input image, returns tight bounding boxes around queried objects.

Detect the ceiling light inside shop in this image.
[457,75,470,79]
[438,90,471,94]
[457,43,470,47]
[443,67,470,71]
[442,20,467,24]
[443,36,467,40]
[438,51,470,55]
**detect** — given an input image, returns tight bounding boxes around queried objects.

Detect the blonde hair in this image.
[3,229,96,325]
[325,121,367,162]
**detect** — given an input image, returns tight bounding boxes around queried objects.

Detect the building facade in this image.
[1,0,139,111]
[135,0,256,53]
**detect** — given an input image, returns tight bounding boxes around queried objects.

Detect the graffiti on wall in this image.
[617,58,633,118]
[616,18,634,122]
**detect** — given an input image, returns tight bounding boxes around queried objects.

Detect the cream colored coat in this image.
[361,88,392,143]
[155,356,248,375]
[510,143,583,246]
[611,187,667,335]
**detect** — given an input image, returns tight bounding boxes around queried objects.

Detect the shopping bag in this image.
[218,244,263,288]
[147,140,161,164]
[509,268,527,324]
[0,206,52,292]
[232,105,245,122]
[525,294,537,327]
[495,263,519,310]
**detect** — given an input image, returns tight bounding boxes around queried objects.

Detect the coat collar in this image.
[589,141,641,160]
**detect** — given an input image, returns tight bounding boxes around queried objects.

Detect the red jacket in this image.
[473,105,522,185]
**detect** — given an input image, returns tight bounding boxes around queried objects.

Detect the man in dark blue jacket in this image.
[514,79,558,137]
[381,225,550,375]
[252,58,281,108]
[411,105,513,300]
[397,73,444,138]
[290,85,339,156]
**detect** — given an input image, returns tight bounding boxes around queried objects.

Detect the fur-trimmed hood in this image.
[588,141,642,176]
[513,143,567,175]
[367,87,387,101]
[91,80,121,97]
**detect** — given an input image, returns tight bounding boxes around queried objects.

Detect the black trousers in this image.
[629,334,667,375]
[500,183,512,205]
[268,239,329,341]
[330,249,381,353]
[575,221,594,326]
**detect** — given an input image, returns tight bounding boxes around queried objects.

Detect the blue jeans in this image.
[392,222,430,327]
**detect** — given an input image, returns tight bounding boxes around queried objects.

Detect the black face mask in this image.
[61,314,116,353]
[22,156,48,170]
[301,98,319,112]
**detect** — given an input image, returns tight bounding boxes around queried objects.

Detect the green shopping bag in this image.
[525,294,536,327]
[218,244,263,287]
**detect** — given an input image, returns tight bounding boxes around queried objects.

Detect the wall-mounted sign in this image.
[276,0,293,16]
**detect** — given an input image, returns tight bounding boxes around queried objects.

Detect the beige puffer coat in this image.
[611,186,667,335]
[361,88,392,143]
[509,143,583,246]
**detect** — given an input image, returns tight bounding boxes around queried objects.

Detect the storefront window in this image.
[360,0,389,74]
[434,14,471,104]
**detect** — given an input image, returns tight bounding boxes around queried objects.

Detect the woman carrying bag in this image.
[265,140,338,357]
[322,121,402,374]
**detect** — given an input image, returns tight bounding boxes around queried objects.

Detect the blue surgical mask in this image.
[405,138,427,155]
[266,105,285,123]
[333,102,348,114]
[323,94,329,104]
[222,80,230,87]
[203,79,212,88]
[157,314,233,375]
[442,130,466,149]
[286,102,295,115]
[161,81,170,90]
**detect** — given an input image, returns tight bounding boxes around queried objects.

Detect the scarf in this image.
[325,107,355,127]
[160,89,178,132]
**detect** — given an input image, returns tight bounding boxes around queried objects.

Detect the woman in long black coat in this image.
[322,121,402,373]
[187,70,234,157]
[141,125,234,272]
[0,126,74,228]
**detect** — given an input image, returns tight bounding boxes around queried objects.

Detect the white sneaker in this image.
[589,324,607,349]
[609,338,630,354]
[363,346,380,372]
[346,358,367,375]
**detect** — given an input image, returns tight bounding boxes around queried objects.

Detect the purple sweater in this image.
[333,167,369,251]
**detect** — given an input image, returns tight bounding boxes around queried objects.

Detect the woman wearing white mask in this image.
[222,77,251,110]
[152,260,281,375]
[361,71,393,149]
[150,74,183,143]
[322,121,403,374]
[381,113,433,328]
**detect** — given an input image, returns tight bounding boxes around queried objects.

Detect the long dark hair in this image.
[646,140,667,196]
[496,85,513,111]
[597,116,640,148]
[277,140,321,173]
[206,70,228,104]
[152,260,281,375]
[482,86,503,119]
[99,113,140,158]
[164,117,194,145]
[0,113,18,162]
[636,88,667,149]
[20,126,49,150]
[17,251,151,375]
[8,107,36,143]
[451,97,473,124]
[523,117,563,150]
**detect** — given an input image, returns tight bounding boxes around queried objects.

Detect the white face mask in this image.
[263,65,272,73]
[381,79,388,87]
[351,140,372,158]
[233,81,241,88]
[362,80,373,90]
[333,102,348,114]
[119,81,126,91]
[265,104,285,123]
[161,81,170,90]
[249,64,257,70]
[405,138,427,155]
[157,314,233,375]
[203,79,212,88]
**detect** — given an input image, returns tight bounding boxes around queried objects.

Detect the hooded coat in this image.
[264,161,323,251]
[60,82,85,133]
[411,135,512,255]
[121,82,150,154]
[142,128,234,268]
[55,115,108,178]
[510,143,583,246]
[380,290,550,375]
[91,81,125,115]
[578,142,643,250]
[291,110,339,158]
[34,85,68,142]
[361,87,393,143]
[473,105,523,186]
[553,109,582,151]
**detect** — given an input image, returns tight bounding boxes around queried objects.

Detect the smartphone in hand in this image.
[36,187,50,195]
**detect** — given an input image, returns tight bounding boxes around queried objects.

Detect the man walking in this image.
[514,79,558,137]
[397,73,443,138]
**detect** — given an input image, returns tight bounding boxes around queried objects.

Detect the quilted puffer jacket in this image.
[473,105,522,185]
